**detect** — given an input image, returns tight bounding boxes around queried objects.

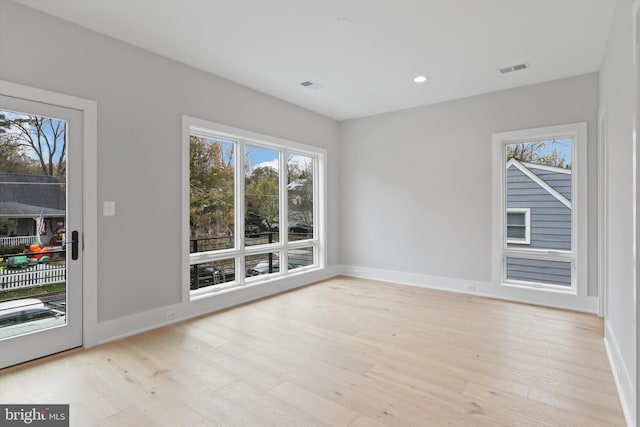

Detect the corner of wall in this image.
[604,320,636,426]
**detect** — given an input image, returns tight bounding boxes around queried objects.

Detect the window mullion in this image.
[237,140,246,283]
[190,248,243,264]
[244,242,286,256]
[313,155,321,266]
[280,150,289,271]
[286,239,317,250]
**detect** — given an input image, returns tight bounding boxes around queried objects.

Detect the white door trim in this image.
[0,80,98,348]
[598,106,608,318]
[633,2,640,426]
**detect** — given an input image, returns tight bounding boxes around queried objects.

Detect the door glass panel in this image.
[0,110,67,339]
[288,154,314,242]
[189,135,235,253]
[245,145,279,246]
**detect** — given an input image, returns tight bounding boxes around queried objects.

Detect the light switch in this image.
[103,201,116,216]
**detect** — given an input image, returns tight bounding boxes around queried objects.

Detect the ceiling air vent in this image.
[498,62,530,75]
[299,80,323,90]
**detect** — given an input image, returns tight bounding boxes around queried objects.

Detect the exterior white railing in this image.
[0,263,66,291]
[0,235,38,247]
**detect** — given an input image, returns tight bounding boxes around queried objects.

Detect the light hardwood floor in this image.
[0,276,626,426]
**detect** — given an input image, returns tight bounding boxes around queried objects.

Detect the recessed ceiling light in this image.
[414,75,427,83]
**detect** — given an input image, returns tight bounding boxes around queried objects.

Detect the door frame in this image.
[634,2,640,425]
[597,106,608,318]
[0,80,98,348]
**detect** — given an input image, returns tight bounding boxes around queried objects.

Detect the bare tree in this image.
[0,115,66,178]
[506,139,569,169]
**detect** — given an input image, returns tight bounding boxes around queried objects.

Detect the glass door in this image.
[0,95,83,368]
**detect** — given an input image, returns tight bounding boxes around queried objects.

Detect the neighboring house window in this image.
[506,208,530,244]
[182,116,325,300]
[492,122,587,300]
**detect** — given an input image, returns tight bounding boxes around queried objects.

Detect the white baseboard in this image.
[604,321,636,427]
[339,264,598,313]
[93,265,341,345]
[91,264,597,346]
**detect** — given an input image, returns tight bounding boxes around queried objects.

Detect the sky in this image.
[508,137,572,168]
[247,144,313,172]
[197,138,313,174]
[247,145,278,171]
[1,109,67,164]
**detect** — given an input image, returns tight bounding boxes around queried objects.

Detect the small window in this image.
[506,208,530,244]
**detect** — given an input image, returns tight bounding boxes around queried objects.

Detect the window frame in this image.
[505,208,531,245]
[492,122,587,296]
[182,116,326,301]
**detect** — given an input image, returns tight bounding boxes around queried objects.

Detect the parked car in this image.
[190,264,235,290]
[0,298,65,339]
[246,259,295,276]
[288,224,313,235]
[245,224,261,237]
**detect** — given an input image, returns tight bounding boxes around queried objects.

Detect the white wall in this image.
[0,1,340,324]
[340,73,598,296]
[600,0,636,424]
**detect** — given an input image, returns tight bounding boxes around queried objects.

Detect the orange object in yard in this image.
[26,243,51,261]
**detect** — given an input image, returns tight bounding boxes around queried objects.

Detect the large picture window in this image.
[183,117,324,299]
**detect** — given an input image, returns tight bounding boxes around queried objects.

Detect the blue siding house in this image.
[505,159,572,286]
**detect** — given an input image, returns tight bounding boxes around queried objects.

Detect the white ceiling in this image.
[17,0,615,121]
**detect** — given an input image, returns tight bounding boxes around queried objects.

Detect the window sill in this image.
[189,265,321,302]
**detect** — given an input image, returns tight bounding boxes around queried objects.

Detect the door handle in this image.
[71,230,79,260]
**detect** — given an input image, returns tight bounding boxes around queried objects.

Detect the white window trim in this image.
[506,208,530,245]
[182,116,326,301]
[492,122,587,299]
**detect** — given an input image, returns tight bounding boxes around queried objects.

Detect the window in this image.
[189,135,235,253]
[506,208,530,244]
[492,123,587,295]
[183,117,324,299]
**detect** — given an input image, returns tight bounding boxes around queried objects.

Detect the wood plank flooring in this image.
[0,276,626,426]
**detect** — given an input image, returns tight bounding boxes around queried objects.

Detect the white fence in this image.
[0,263,66,291]
[0,235,38,247]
